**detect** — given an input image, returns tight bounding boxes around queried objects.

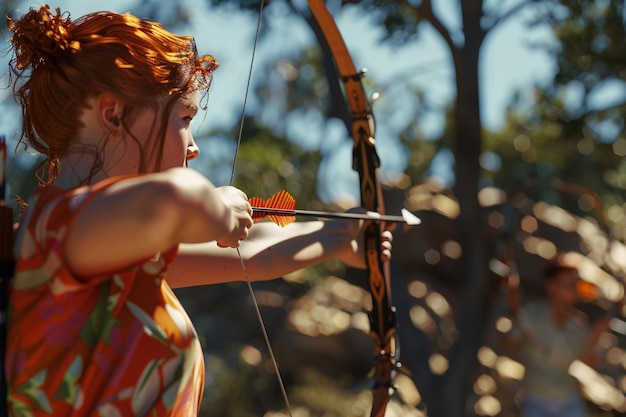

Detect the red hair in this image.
[7,5,218,185]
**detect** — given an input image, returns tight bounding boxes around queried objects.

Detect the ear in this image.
[97,92,124,134]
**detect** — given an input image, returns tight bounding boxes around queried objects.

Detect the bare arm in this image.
[168,219,393,288]
[65,167,252,277]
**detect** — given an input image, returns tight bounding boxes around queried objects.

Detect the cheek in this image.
[162,125,187,167]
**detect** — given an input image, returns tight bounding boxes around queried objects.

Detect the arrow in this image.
[249,190,421,227]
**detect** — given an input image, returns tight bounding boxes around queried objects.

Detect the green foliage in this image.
[290,369,370,417]
[550,0,626,91]
[201,353,281,416]
[490,0,626,237]
[346,0,425,45]
[229,117,323,209]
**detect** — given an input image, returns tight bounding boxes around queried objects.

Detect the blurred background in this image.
[1,0,625,416]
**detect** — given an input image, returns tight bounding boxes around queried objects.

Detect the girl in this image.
[5,5,392,416]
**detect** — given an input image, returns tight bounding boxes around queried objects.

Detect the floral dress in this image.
[6,177,204,417]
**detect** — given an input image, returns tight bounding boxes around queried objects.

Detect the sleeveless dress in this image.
[6,177,204,417]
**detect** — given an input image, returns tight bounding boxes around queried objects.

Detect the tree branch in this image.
[485,0,546,33]
[419,0,458,54]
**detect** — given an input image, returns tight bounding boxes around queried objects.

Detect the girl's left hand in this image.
[338,208,394,269]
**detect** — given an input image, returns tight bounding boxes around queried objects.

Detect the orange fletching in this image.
[249,190,297,227]
[248,197,267,221]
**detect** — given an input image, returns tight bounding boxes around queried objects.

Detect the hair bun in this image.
[8,4,80,71]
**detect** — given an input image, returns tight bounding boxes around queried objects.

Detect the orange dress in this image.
[6,177,204,416]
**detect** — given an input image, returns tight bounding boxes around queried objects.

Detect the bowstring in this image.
[229,2,293,415]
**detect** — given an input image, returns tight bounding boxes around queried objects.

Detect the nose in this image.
[186,138,200,161]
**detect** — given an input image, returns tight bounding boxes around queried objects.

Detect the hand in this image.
[215,186,253,248]
[338,208,394,269]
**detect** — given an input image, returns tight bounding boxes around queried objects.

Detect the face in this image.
[161,90,200,170]
[546,269,579,311]
[127,90,200,172]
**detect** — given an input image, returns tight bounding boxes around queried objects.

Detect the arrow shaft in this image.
[252,207,406,223]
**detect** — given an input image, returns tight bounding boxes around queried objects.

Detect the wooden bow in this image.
[236,2,404,414]
[306,2,399,415]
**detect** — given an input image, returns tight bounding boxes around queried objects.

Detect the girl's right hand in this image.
[215,186,253,248]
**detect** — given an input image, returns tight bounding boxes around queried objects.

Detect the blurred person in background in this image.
[502,255,610,417]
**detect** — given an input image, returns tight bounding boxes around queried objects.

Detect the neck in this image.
[55,154,96,189]
[55,149,112,189]
[55,140,141,189]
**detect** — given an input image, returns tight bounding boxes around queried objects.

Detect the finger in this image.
[381,230,393,243]
[230,186,248,201]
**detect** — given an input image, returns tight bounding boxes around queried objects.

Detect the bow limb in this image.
[0,136,13,416]
[306,2,397,416]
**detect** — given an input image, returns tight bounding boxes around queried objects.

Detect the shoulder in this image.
[22,175,138,230]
